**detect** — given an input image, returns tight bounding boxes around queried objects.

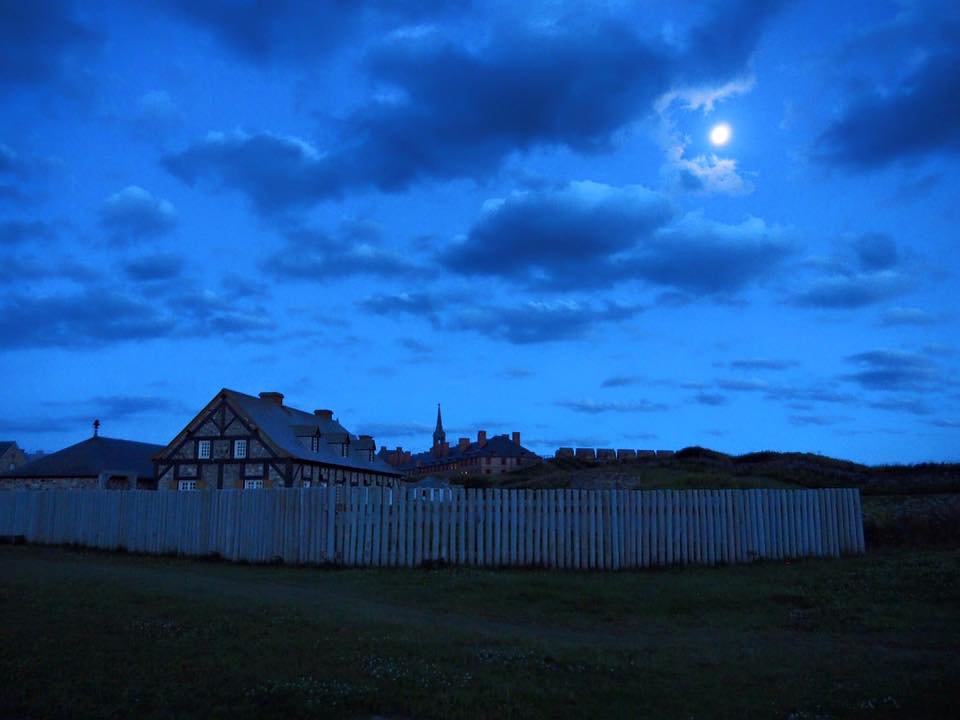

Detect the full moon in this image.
[710,123,732,146]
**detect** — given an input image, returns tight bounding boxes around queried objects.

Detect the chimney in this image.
[314,409,333,420]
[259,391,284,406]
[458,437,469,452]
[512,431,521,446]
[477,430,487,447]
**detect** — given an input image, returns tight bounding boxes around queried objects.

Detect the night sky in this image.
[2,0,958,464]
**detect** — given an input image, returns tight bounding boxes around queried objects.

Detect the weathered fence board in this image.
[0,487,865,569]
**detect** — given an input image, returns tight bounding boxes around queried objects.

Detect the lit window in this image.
[303,480,312,488]
[244,479,263,490]
[198,440,211,459]
[234,439,247,459]
[178,480,197,491]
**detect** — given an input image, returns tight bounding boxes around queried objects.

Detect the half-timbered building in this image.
[153,389,402,491]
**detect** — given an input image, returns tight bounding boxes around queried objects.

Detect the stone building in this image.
[153,388,401,491]
[0,435,162,490]
[380,405,540,478]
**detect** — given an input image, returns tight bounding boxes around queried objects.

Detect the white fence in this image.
[0,487,865,569]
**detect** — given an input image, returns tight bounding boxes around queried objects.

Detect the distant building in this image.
[0,441,28,473]
[153,388,402,491]
[0,434,163,490]
[380,405,540,477]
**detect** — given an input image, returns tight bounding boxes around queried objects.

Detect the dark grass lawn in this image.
[1,545,958,719]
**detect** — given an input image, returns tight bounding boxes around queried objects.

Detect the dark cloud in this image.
[852,233,899,271]
[0,220,56,245]
[636,213,794,295]
[262,223,420,280]
[132,90,183,140]
[789,415,846,427]
[726,358,796,371]
[817,50,960,169]
[357,291,444,322]
[693,392,728,406]
[100,186,177,242]
[792,234,912,309]
[555,399,668,415]
[792,271,909,309]
[0,289,175,349]
[868,397,932,416]
[42,394,184,420]
[123,254,185,281]
[163,131,340,215]
[160,0,462,64]
[440,181,672,288]
[443,185,791,295]
[880,306,936,327]
[0,0,101,91]
[358,291,641,345]
[165,285,276,338]
[843,350,939,392]
[601,375,643,388]
[449,300,641,345]
[165,2,781,209]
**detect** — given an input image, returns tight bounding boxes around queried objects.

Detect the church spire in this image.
[433,403,446,449]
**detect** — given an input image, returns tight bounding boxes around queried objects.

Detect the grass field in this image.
[2,545,958,719]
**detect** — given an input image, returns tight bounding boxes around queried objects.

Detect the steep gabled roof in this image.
[221,389,401,476]
[0,441,16,455]
[1,436,163,479]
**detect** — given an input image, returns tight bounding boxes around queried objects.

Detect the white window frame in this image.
[197,440,211,459]
[178,480,197,491]
[234,439,247,459]
[244,479,263,490]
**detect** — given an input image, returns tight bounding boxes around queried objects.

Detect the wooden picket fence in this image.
[0,487,865,569]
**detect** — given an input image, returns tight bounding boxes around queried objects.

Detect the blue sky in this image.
[1,0,958,464]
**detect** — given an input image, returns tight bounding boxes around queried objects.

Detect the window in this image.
[234,439,247,459]
[198,440,211,459]
[178,480,197,491]
[302,480,312,488]
[244,479,263,490]
[303,466,313,480]
[310,435,320,452]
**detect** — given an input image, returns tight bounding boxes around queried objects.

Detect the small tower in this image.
[432,403,446,451]
[92,419,100,437]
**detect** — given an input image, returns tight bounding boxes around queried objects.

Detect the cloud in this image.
[449,300,641,344]
[792,270,910,309]
[132,90,183,139]
[791,233,913,309]
[816,50,960,169]
[359,291,642,345]
[163,131,340,215]
[0,220,56,245]
[852,232,899,271]
[726,358,797,371]
[0,0,101,92]
[636,212,793,295]
[440,181,672,288]
[880,306,936,326]
[100,186,177,242]
[353,422,434,440]
[601,375,643,388]
[262,223,420,280]
[693,392,728,406]
[160,0,461,64]
[789,414,846,427]
[165,2,781,208]
[122,253,185,281]
[667,152,754,196]
[555,399,668,414]
[0,289,175,349]
[842,350,939,392]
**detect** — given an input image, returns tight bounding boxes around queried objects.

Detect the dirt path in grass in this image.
[2,546,664,649]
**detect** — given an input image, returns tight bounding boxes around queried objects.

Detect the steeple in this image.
[432,403,446,449]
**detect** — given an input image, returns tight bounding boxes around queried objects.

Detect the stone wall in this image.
[0,477,99,490]
[555,448,674,462]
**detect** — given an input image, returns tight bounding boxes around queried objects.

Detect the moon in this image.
[710,123,732,146]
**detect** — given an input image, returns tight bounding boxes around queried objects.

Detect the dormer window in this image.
[311,434,320,453]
